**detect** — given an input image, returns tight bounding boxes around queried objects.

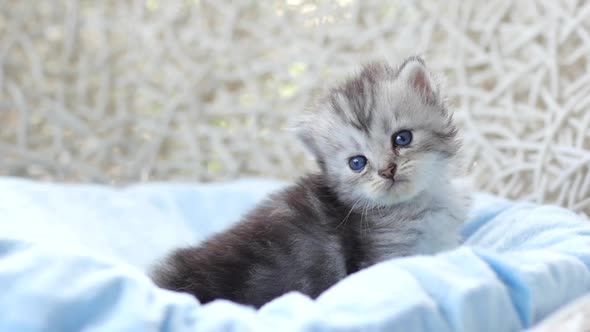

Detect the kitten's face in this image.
[297,57,460,207]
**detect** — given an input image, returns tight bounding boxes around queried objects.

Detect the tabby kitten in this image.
[152,56,469,308]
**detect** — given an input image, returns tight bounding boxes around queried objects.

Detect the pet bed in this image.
[0,177,589,332]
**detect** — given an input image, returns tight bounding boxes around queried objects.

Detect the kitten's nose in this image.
[378,163,397,180]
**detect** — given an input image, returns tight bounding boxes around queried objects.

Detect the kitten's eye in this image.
[348,156,367,172]
[393,130,413,147]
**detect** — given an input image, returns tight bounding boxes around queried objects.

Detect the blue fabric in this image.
[0,178,589,332]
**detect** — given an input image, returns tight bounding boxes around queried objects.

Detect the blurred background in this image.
[0,0,589,216]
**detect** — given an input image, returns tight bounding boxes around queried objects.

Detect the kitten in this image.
[151,56,469,308]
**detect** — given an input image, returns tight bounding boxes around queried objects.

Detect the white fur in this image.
[298,58,470,262]
[360,174,470,266]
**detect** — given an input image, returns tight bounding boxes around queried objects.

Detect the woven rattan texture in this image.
[1,1,589,215]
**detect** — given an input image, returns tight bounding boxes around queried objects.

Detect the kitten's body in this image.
[153,57,470,308]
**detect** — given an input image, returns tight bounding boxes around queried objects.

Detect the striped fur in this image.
[152,57,470,308]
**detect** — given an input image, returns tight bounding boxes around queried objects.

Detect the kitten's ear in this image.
[292,117,327,170]
[397,57,439,104]
[292,116,322,159]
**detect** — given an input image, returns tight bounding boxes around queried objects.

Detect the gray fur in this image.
[295,56,468,262]
[153,56,470,308]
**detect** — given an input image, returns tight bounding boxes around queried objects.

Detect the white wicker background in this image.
[1,0,589,216]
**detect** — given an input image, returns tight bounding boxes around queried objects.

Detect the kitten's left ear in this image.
[397,56,439,104]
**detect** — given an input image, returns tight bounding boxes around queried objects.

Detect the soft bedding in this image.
[0,177,589,332]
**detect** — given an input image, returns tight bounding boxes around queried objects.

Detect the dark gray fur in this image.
[152,57,469,308]
[152,175,367,308]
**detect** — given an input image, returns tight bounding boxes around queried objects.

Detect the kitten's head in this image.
[296,56,460,207]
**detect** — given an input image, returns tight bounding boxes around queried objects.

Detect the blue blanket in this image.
[0,178,589,332]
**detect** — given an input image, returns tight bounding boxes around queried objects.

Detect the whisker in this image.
[360,202,364,238]
[361,199,370,239]
[336,198,361,229]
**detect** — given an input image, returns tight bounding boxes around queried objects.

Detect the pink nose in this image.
[378,164,397,180]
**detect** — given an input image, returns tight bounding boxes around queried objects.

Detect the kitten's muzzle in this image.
[378,163,397,180]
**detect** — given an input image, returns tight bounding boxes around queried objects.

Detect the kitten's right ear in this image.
[292,116,328,170]
[292,116,322,158]
[397,56,439,104]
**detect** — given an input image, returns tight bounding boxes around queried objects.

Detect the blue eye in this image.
[393,130,413,147]
[348,156,367,171]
